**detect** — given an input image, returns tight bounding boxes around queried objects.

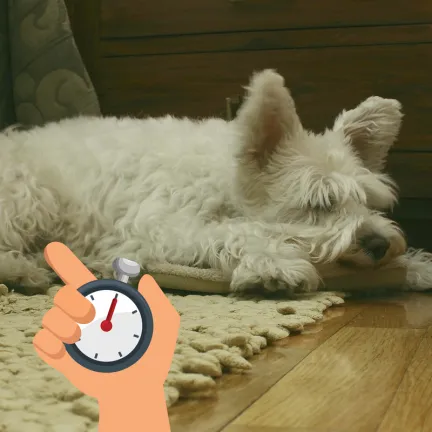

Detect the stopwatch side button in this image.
[112,258,141,284]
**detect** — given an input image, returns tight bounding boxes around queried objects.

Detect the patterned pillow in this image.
[7,0,100,127]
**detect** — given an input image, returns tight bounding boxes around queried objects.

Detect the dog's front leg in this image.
[199,221,320,294]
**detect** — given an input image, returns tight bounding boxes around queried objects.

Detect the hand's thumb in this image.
[137,274,179,320]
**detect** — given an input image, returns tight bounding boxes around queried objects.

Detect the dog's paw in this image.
[18,268,54,294]
[262,277,313,294]
[397,248,432,291]
[230,255,320,294]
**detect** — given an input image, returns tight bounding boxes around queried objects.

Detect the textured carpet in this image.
[0,284,344,431]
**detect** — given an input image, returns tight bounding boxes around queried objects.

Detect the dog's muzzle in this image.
[360,235,390,262]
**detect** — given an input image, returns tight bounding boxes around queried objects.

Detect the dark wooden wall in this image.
[66,0,432,251]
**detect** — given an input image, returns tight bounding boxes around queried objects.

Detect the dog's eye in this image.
[311,195,337,212]
[309,202,333,212]
[321,203,335,212]
[326,195,338,210]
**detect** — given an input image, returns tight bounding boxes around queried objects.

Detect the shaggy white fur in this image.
[0,69,431,293]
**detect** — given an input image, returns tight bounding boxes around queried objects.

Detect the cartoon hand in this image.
[33,242,180,431]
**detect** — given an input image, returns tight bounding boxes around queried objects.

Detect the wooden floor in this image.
[168,292,432,432]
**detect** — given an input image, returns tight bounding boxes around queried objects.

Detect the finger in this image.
[42,307,81,344]
[44,242,97,288]
[138,274,180,321]
[33,328,67,360]
[33,330,80,376]
[54,285,96,323]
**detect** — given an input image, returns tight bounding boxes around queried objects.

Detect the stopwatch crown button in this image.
[112,258,141,283]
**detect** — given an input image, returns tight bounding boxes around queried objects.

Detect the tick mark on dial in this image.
[90,295,94,301]
[115,293,118,299]
[132,310,137,314]
[133,334,139,338]
[94,353,98,359]
[118,352,123,357]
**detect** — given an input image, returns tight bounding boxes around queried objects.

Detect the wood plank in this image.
[377,335,432,432]
[101,24,432,58]
[225,427,345,432]
[391,198,432,220]
[100,0,432,38]
[224,327,424,432]
[169,306,364,432]
[347,293,432,329]
[391,217,432,252]
[64,0,75,24]
[0,0,15,128]
[98,44,432,151]
[67,0,101,94]
[390,198,432,250]
[386,153,432,199]
[222,427,312,432]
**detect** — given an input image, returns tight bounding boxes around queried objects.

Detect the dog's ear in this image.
[333,96,403,172]
[235,69,303,169]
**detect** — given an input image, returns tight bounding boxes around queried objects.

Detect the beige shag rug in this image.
[0,283,344,431]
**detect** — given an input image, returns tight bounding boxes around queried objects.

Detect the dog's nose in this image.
[361,235,390,261]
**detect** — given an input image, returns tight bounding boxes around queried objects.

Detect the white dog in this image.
[1,69,431,294]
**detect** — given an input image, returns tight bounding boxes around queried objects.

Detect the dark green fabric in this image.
[0,0,100,129]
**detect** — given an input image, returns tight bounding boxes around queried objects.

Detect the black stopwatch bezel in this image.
[64,279,154,373]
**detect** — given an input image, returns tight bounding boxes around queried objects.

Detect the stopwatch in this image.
[64,258,153,373]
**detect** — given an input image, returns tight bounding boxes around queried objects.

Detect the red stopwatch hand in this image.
[100,294,118,332]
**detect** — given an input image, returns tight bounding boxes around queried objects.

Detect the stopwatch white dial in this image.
[75,289,143,362]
